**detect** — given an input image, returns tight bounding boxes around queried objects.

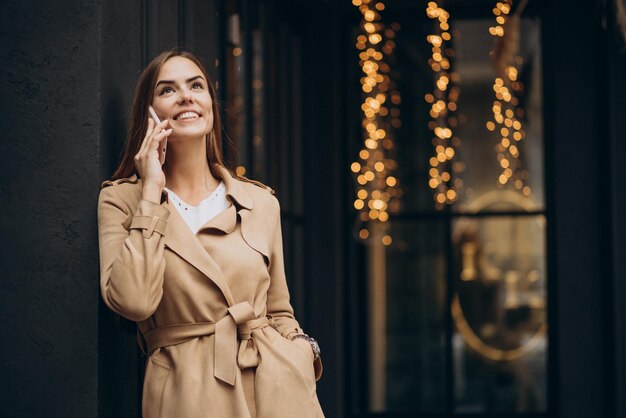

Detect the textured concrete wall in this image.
[0,0,101,416]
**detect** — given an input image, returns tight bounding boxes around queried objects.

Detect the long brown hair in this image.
[110,49,226,182]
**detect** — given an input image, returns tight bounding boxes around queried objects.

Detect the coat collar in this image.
[217,165,253,210]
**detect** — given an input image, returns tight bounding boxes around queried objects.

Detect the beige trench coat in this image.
[97,164,324,418]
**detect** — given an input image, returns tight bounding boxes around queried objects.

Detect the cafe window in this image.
[350,1,547,415]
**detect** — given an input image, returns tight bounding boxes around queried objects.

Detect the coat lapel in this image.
[163,197,235,306]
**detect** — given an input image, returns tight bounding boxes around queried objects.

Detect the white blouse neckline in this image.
[164,181,231,234]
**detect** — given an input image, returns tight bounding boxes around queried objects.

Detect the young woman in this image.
[97,49,323,418]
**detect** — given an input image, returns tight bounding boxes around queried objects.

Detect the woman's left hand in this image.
[293,337,314,362]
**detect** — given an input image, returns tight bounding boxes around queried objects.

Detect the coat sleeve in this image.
[266,196,323,379]
[97,185,170,322]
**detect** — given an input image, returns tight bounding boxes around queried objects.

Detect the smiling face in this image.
[151,56,214,140]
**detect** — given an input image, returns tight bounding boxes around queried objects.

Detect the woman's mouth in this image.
[174,111,201,121]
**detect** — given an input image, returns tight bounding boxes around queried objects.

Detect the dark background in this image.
[0,0,624,417]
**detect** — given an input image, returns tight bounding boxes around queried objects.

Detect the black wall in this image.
[544,0,626,417]
[0,0,101,416]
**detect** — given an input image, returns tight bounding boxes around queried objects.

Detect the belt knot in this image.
[214,302,268,386]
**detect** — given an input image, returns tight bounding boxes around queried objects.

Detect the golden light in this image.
[352,0,402,243]
[369,34,382,44]
[235,165,247,176]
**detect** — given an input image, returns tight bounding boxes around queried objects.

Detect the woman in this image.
[97,49,324,418]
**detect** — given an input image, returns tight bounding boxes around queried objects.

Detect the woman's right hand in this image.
[134,118,172,200]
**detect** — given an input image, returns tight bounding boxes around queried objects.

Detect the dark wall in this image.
[544,0,626,417]
[0,0,101,416]
[300,11,353,416]
[607,2,626,418]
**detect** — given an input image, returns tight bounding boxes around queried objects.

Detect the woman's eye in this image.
[159,86,174,95]
[192,82,204,89]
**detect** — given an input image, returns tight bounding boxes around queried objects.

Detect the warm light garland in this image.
[352,0,400,246]
[425,1,464,210]
[487,0,531,196]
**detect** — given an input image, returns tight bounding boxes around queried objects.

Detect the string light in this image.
[352,0,400,245]
[426,1,464,210]
[488,0,531,196]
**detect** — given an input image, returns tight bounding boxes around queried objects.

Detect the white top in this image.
[164,181,231,234]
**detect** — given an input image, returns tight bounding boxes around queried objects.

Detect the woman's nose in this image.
[177,88,193,103]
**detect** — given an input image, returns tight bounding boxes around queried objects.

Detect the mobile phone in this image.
[149,106,167,165]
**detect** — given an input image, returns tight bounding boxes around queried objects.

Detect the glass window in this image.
[351,2,547,415]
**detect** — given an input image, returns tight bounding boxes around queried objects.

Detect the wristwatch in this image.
[292,333,321,361]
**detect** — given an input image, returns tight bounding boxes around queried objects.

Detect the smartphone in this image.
[149,106,167,165]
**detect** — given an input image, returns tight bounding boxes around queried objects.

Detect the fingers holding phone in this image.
[134,108,172,189]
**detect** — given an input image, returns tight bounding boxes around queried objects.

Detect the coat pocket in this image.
[255,328,324,417]
[290,338,315,372]
[142,353,171,418]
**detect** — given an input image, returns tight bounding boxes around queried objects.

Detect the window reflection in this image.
[251,27,265,179]
[452,195,547,412]
[225,5,247,171]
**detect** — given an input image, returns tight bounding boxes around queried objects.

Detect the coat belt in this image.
[139,302,269,386]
